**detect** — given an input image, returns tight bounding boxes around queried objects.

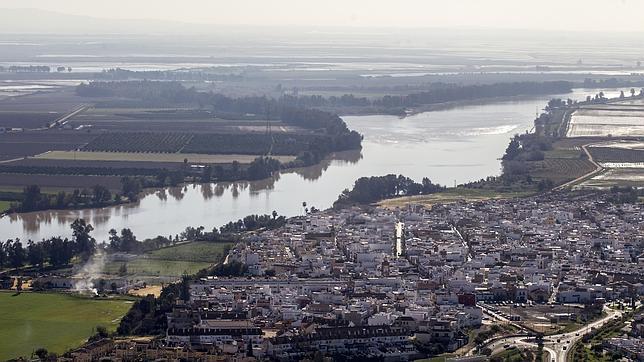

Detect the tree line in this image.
[282,81,573,113]
[0,219,95,269]
[76,81,363,168]
[334,174,446,206]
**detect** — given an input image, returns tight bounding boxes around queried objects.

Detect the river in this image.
[0,88,624,241]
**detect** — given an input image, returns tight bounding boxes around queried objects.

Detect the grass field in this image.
[0,200,11,212]
[104,241,231,279]
[104,258,211,277]
[147,241,230,262]
[378,188,533,208]
[0,291,133,360]
[36,150,296,164]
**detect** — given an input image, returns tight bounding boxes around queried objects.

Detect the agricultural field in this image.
[4,157,186,170]
[68,107,300,134]
[0,173,123,191]
[530,158,596,184]
[0,130,97,161]
[80,131,315,156]
[0,111,62,129]
[0,291,133,360]
[0,87,87,113]
[579,168,644,188]
[589,147,644,163]
[36,150,295,164]
[83,132,194,153]
[567,103,644,138]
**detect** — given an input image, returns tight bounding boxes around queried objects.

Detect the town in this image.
[54,190,643,361]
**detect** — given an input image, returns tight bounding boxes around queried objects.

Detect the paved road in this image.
[49,104,89,129]
[548,306,623,362]
[471,305,625,362]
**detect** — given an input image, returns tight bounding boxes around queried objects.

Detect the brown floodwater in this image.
[0,88,621,241]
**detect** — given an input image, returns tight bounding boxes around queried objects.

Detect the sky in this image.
[2,0,644,32]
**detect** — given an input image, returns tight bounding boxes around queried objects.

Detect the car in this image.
[563,346,567,350]
[557,339,560,343]
[575,333,579,336]
[503,344,511,349]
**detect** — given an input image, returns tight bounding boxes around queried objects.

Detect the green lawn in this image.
[0,291,133,360]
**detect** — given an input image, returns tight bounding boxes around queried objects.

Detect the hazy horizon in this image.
[2,0,644,33]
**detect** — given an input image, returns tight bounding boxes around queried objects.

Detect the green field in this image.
[0,200,11,212]
[0,291,133,360]
[104,258,211,277]
[104,241,231,279]
[147,241,230,262]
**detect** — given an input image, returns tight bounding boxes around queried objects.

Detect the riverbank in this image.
[0,90,608,241]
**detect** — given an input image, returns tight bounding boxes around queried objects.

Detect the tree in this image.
[46,237,74,266]
[97,278,107,293]
[34,348,49,360]
[71,219,96,261]
[91,185,111,204]
[110,282,118,293]
[118,263,128,276]
[180,274,191,302]
[620,91,625,98]
[6,239,26,268]
[120,177,142,201]
[27,240,45,268]
[272,210,278,219]
[630,88,636,97]
[21,185,46,211]
[302,201,307,214]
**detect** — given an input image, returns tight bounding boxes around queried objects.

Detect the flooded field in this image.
[567,98,644,137]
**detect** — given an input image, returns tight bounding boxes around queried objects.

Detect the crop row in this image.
[83,132,194,153]
[589,147,644,163]
[80,132,317,156]
[182,133,315,155]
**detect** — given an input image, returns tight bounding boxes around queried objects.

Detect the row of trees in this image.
[75,81,363,168]
[12,184,114,214]
[335,174,445,206]
[281,82,574,112]
[0,219,95,269]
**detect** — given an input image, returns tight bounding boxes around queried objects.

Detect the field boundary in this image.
[553,143,604,191]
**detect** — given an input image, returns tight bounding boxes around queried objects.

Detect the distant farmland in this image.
[567,101,644,138]
[36,150,296,164]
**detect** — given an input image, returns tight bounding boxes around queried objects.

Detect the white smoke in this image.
[72,250,106,295]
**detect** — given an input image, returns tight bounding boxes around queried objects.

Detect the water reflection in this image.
[0,89,615,241]
[290,149,363,181]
